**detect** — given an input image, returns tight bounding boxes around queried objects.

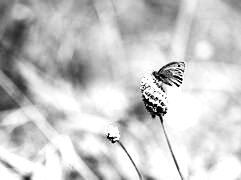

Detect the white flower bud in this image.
[105,125,120,143]
[140,73,168,118]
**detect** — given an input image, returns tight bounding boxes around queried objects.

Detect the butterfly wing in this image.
[156,61,185,87]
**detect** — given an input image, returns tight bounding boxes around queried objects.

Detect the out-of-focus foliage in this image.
[1,0,241,179]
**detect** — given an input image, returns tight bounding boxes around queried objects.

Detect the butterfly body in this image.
[153,61,185,87]
[140,61,185,117]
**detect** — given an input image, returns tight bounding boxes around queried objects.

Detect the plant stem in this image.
[159,116,184,180]
[117,141,143,180]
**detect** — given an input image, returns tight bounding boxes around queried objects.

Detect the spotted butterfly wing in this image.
[153,61,185,87]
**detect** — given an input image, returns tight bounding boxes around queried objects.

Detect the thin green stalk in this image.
[117,141,143,180]
[159,116,184,180]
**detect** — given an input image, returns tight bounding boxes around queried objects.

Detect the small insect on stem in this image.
[140,61,186,179]
[159,115,184,180]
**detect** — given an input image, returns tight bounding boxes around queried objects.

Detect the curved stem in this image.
[159,116,184,180]
[117,141,143,180]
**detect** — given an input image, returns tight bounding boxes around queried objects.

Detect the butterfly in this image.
[152,61,185,87]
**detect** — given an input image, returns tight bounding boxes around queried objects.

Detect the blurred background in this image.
[0,0,241,179]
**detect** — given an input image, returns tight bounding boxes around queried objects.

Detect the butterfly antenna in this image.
[159,115,185,180]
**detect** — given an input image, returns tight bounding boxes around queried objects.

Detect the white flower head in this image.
[105,125,120,143]
[140,73,168,118]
